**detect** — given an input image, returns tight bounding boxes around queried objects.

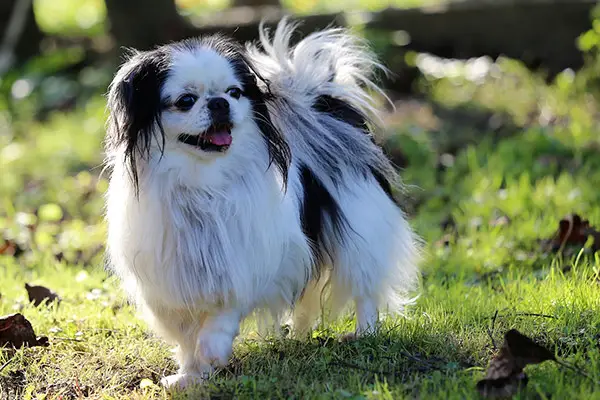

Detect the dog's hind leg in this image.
[288,271,331,337]
[328,179,420,337]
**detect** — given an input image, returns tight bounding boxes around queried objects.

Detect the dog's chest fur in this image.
[106,159,312,312]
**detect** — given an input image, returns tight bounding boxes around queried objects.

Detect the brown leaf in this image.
[545,214,600,253]
[477,372,528,399]
[0,313,49,349]
[25,283,61,307]
[477,329,554,398]
[0,240,15,255]
[504,329,555,367]
[0,239,24,257]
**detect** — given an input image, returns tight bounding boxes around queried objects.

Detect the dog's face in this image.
[161,46,252,156]
[106,36,290,190]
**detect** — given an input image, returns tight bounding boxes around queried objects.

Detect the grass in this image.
[3,18,600,400]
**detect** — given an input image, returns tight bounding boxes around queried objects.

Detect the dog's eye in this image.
[226,87,243,99]
[174,94,197,111]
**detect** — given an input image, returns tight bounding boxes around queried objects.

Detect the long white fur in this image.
[105,19,420,389]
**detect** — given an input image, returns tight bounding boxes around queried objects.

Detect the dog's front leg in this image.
[195,309,242,368]
[162,309,243,390]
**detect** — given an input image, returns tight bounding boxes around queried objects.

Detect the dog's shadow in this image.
[170,327,475,399]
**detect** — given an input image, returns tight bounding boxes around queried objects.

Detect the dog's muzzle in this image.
[178,97,233,152]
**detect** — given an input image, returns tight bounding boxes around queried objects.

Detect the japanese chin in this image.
[104,18,420,389]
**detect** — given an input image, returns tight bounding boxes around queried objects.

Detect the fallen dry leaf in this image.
[0,313,49,349]
[544,214,600,253]
[477,373,529,399]
[25,283,61,307]
[0,239,24,257]
[476,329,554,398]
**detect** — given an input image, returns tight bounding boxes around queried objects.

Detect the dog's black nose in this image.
[208,97,229,112]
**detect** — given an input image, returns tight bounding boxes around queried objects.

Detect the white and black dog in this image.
[104,19,420,388]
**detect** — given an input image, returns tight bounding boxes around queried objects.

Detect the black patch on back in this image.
[313,95,369,133]
[370,167,394,198]
[313,95,397,202]
[299,164,345,266]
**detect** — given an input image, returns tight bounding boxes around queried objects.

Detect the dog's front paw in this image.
[197,331,234,366]
[160,373,205,390]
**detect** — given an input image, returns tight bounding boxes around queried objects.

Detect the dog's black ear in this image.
[230,56,291,187]
[106,48,170,191]
[248,87,291,187]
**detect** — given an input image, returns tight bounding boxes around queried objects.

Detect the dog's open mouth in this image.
[178,123,233,152]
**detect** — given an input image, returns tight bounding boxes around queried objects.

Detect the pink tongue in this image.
[207,131,232,146]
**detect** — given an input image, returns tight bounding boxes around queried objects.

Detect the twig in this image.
[383,321,404,335]
[0,357,15,374]
[74,376,84,397]
[554,359,600,386]
[397,351,439,367]
[486,310,499,350]
[51,337,83,342]
[329,360,389,376]
[557,215,575,254]
[483,312,556,320]
[513,312,557,319]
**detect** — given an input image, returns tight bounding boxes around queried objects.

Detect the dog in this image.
[104,19,420,388]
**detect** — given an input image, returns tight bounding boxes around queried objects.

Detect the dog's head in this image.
[106,35,290,191]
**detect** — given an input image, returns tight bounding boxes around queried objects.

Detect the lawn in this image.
[2,5,600,400]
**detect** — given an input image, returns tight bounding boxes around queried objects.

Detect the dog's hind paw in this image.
[160,373,205,390]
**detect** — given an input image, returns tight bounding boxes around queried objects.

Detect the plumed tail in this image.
[246,18,391,124]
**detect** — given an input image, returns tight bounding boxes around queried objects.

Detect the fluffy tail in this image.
[246,18,390,124]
